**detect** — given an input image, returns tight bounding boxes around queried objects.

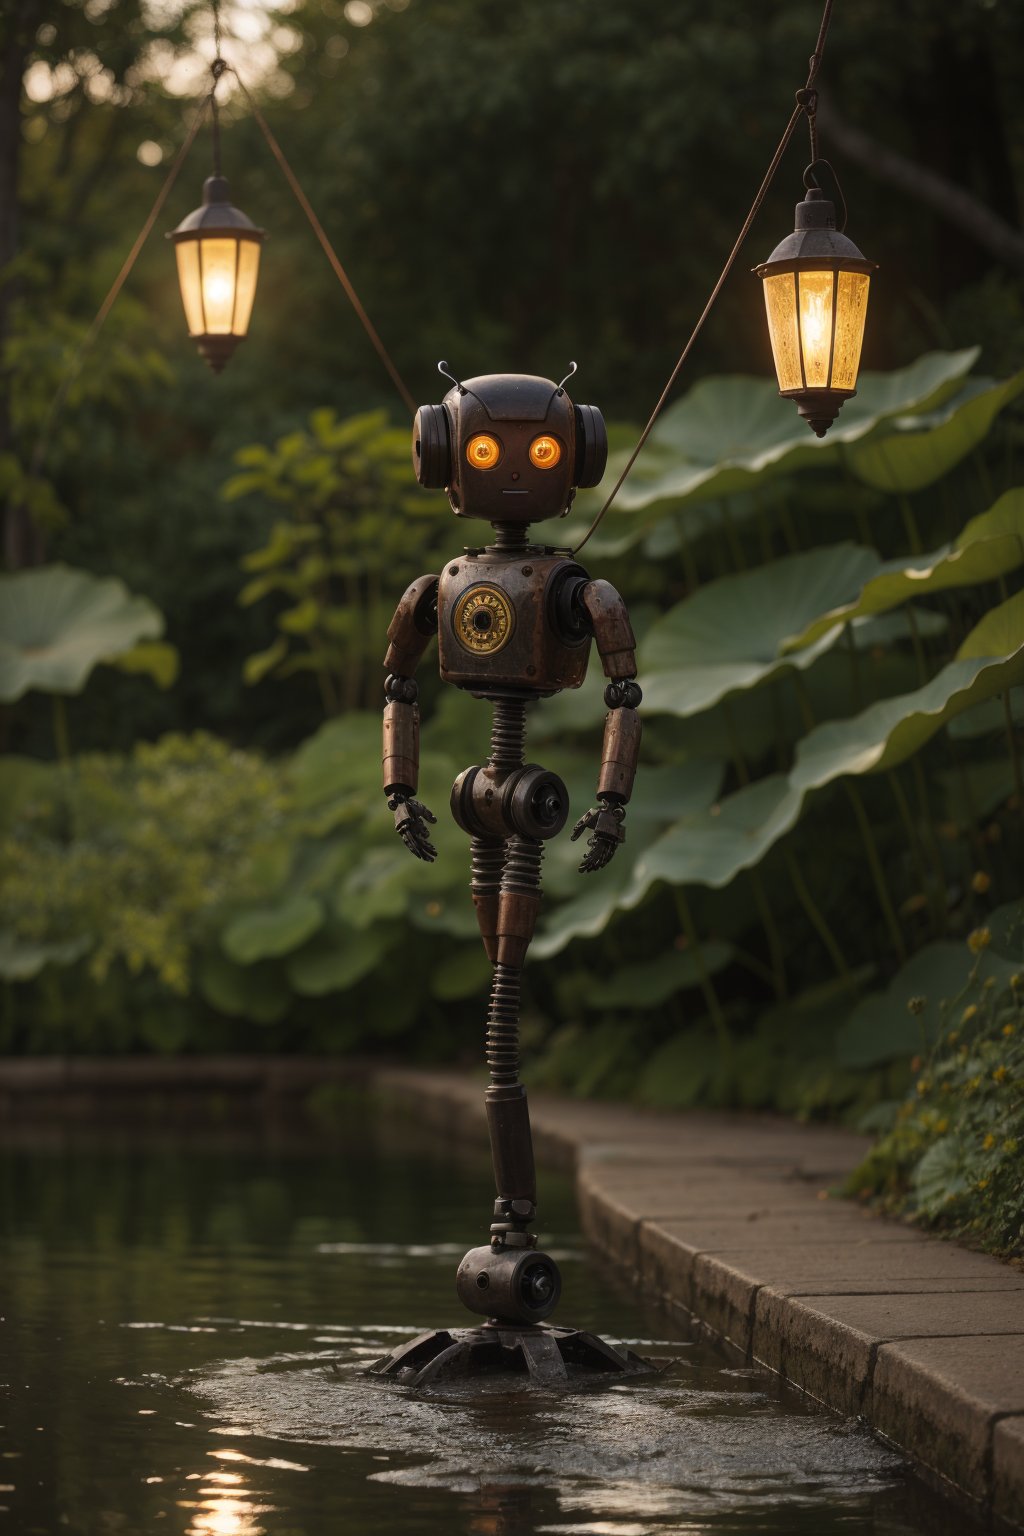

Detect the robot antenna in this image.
[556,361,578,395]
[437,360,464,393]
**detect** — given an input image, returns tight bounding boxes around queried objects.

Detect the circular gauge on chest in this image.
[453,583,515,656]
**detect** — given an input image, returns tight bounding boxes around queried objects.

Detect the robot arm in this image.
[382,573,440,862]
[571,580,642,874]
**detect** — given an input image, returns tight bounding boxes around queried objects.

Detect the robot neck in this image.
[487,522,531,554]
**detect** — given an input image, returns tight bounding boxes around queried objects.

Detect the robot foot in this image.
[364,1322,656,1389]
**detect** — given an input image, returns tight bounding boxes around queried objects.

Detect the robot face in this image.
[413,372,607,524]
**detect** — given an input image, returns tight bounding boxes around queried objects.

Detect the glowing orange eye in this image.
[529,435,562,469]
[466,434,501,469]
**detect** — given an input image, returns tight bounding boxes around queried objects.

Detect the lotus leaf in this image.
[836,941,1018,1068]
[843,373,1024,493]
[582,942,734,1009]
[640,545,881,718]
[286,926,390,996]
[623,775,804,904]
[786,490,1024,651]
[528,351,979,557]
[937,760,1016,825]
[0,563,165,702]
[0,931,91,982]
[530,844,641,960]
[947,688,1024,740]
[429,945,493,1002]
[198,952,291,1024]
[792,590,1024,790]
[221,894,324,964]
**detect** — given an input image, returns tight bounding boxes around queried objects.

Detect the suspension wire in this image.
[25,87,215,495]
[226,63,418,418]
[572,0,836,555]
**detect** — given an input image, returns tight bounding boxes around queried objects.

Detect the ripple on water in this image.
[181,1329,908,1524]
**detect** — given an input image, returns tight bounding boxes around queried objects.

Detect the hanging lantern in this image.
[168,175,265,374]
[754,173,876,437]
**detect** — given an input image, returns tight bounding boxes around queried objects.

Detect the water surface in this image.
[0,1105,974,1535]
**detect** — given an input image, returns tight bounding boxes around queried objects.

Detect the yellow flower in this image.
[947,1030,959,1046]
[983,1133,996,1150]
[1003,1024,1016,1037]
[993,1065,1009,1083]
[971,870,991,894]
[962,1004,978,1024]
[916,1078,930,1097]
[967,927,992,954]
[935,1118,949,1134]
[983,976,996,991]
[977,1178,990,1191]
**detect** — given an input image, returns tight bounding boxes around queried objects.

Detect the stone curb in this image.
[372,1067,1024,1531]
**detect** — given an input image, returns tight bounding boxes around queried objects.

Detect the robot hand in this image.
[571,800,625,874]
[388,791,438,862]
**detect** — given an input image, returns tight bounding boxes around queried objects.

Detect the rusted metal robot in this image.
[369,370,649,1386]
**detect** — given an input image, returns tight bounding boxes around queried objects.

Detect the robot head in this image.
[412,371,607,524]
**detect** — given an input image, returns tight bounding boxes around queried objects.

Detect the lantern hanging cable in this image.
[223,62,416,418]
[572,0,835,556]
[25,87,214,493]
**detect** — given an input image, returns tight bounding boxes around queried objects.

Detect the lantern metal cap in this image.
[754,190,875,276]
[167,176,265,243]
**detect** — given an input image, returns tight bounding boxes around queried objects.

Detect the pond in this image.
[0,1097,975,1536]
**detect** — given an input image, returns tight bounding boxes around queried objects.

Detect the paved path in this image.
[375,1067,1024,1530]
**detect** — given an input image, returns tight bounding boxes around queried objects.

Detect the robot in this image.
[368,369,650,1386]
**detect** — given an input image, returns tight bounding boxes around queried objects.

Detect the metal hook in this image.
[803,158,847,231]
[437,360,463,393]
[556,361,578,395]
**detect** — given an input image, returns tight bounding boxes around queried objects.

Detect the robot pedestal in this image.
[367,1322,654,1388]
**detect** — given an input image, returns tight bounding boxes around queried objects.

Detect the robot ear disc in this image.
[573,404,608,489]
[413,404,452,489]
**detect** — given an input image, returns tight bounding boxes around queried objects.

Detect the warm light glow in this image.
[174,235,261,339]
[201,238,239,333]
[762,273,801,393]
[832,269,871,390]
[761,267,871,397]
[466,434,501,469]
[797,270,834,386]
[528,434,562,469]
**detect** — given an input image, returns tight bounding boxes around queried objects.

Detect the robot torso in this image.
[437,549,592,699]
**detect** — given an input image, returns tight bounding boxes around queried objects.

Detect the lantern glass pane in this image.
[175,241,205,336]
[232,239,261,337]
[199,237,238,334]
[797,270,834,387]
[763,273,802,393]
[831,270,871,391]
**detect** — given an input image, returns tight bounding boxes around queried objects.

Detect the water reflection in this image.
[0,1118,980,1536]
[179,1466,275,1536]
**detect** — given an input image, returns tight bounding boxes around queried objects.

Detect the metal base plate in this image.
[365,1323,656,1389]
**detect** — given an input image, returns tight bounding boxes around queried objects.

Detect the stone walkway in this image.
[376,1067,1024,1531]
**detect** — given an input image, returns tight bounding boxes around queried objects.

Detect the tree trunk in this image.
[0,1,45,569]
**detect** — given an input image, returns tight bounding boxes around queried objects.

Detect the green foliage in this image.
[229,409,448,715]
[846,911,1024,1256]
[0,734,285,1001]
